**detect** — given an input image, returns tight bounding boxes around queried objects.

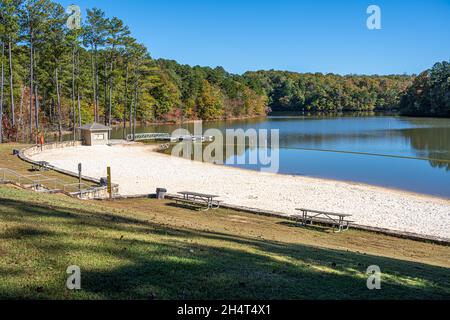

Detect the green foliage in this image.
[243,71,412,113]
[156,59,268,120]
[150,72,180,120]
[196,79,224,120]
[400,61,450,117]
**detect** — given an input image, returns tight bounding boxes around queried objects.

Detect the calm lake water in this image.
[111,115,450,198]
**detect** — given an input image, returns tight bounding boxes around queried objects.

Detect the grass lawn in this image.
[0,143,95,188]
[0,143,449,299]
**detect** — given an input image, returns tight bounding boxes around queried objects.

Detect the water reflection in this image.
[397,126,450,171]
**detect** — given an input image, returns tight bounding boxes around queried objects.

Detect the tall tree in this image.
[21,0,52,140]
[105,17,129,126]
[1,0,22,130]
[44,2,68,140]
[119,36,136,138]
[84,8,108,123]
[67,26,83,139]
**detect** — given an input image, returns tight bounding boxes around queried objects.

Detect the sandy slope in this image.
[31,144,450,239]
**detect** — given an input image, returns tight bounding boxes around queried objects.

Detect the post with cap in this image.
[107,166,112,199]
[78,163,82,191]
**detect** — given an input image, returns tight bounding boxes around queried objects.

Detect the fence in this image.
[0,167,111,199]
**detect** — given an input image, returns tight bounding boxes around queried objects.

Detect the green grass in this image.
[0,143,449,300]
[0,143,95,188]
[0,185,449,300]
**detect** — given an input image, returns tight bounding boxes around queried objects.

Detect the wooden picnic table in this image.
[295,208,353,232]
[177,191,222,211]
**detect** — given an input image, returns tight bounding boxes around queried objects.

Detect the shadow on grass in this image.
[0,197,449,300]
[166,202,205,212]
[0,226,55,240]
[277,221,331,233]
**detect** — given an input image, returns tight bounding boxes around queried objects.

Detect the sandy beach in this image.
[31,143,450,239]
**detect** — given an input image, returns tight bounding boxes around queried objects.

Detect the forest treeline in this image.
[243,71,412,112]
[0,0,448,143]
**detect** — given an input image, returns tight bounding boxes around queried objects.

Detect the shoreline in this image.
[109,115,268,128]
[30,143,450,239]
[156,147,450,202]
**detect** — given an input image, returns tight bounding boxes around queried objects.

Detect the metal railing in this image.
[127,132,214,142]
[127,133,171,141]
[0,167,97,195]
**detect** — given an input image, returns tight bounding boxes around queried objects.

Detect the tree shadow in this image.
[276,220,330,233]
[0,226,55,240]
[166,202,206,212]
[0,197,449,300]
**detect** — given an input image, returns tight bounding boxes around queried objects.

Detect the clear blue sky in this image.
[56,0,450,75]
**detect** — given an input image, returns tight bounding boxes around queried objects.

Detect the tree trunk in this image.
[91,46,97,123]
[104,61,108,125]
[8,38,15,127]
[18,86,24,142]
[109,60,113,127]
[134,84,138,138]
[123,63,128,139]
[72,45,76,140]
[77,90,81,134]
[77,49,81,139]
[130,84,134,140]
[55,68,62,141]
[50,97,54,124]
[35,84,39,133]
[0,42,4,143]
[29,36,34,141]
[95,47,99,123]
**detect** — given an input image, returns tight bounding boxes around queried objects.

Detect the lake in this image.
[111,114,450,198]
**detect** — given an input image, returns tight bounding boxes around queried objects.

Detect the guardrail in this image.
[0,167,109,199]
[17,143,120,199]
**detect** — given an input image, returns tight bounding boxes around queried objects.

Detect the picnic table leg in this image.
[211,200,221,209]
[199,197,210,211]
[344,221,350,231]
[337,217,343,233]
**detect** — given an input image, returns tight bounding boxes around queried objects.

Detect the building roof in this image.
[78,123,112,131]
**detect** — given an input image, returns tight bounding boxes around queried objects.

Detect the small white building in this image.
[79,123,112,146]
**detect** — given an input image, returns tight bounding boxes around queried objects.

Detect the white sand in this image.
[31,144,450,239]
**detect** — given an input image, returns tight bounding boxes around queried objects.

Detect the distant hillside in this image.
[242,70,413,113]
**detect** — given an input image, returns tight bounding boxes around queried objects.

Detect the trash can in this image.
[156,188,167,200]
[100,177,108,186]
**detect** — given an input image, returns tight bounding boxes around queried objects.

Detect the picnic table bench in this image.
[294,208,353,232]
[31,161,51,172]
[176,191,222,211]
